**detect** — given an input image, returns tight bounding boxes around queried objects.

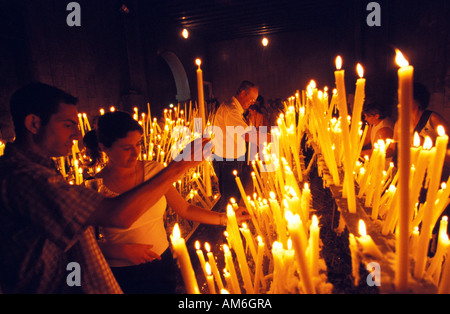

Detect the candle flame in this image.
[269,191,276,200]
[233,170,238,176]
[423,136,433,150]
[205,242,211,252]
[395,49,409,67]
[223,244,229,253]
[376,139,386,152]
[195,58,202,67]
[358,219,367,237]
[336,56,343,70]
[195,240,200,250]
[172,223,181,240]
[182,28,189,39]
[227,204,234,215]
[443,216,448,223]
[438,125,446,137]
[304,182,310,190]
[205,262,212,275]
[357,63,364,78]
[310,80,316,89]
[312,215,318,227]
[257,235,263,245]
[413,132,421,147]
[272,241,282,250]
[286,187,295,198]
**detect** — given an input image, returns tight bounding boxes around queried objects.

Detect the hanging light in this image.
[182,29,189,39]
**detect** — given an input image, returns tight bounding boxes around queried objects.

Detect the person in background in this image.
[84,111,249,294]
[212,80,260,207]
[360,100,395,161]
[0,82,210,294]
[388,82,450,164]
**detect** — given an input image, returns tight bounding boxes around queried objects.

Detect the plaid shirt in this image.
[0,143,122,294]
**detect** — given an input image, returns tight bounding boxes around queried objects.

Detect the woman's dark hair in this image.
[10,82,78,140]
[413,82,430,111]
[84,111,143,166]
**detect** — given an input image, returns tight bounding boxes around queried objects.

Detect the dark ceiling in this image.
[150,0,353,41]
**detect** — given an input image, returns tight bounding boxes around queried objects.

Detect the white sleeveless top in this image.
[98,161,168,267]
[370,118,394,145]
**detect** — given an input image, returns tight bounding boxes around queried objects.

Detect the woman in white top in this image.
[361,102,395,160]
[84,111,249,294]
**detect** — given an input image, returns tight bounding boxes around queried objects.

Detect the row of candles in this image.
[301,50,450,292]
[170,77,335,293]
[169,50,450,294]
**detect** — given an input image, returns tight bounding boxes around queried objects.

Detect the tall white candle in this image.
[395,49,413,291]
[170,224,200,294]
[285,211,315,294]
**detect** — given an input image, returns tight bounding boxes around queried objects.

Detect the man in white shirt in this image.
[212,81,259,207]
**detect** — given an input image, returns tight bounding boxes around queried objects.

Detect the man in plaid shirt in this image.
[0,83,208,293]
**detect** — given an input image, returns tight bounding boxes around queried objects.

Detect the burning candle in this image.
[226,205,254,293]
[195,58,212,197]
[205,262,216,294]
[415,126,449,280]
[350,63,366,163]
[285,210,315,294]
[82,113,91,131]
[409,137,432,221]
[223,244,241,294]
[269,191,288,246]
[253,236,265,293]
[196,58,206,130]
[223,268,234,294]
[195,240,208,281]
[240,223,257,263]
[395,49,413,291]
[426,219,449,280]
[309,215,320,277]
[233,170,252,213]
[170,224,200,294]
[301,182,311,219]
[205,242,224,291]
[357,219,383,259]
[348,233,360,286]
[77,113,85,138]
[334,56,356,213]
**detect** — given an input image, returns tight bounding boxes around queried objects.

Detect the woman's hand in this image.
[117,243,161,265]
[234,206,251,225]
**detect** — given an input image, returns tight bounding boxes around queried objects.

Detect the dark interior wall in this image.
[0,0,209,140]
[22,0,131,114]
[206,0,450,123]
[0,0,449,141]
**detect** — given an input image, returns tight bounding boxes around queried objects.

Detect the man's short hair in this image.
[10,82,78,139]
[236,80,257,95]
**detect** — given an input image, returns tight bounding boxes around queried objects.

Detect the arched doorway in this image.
[159,51,190,103]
